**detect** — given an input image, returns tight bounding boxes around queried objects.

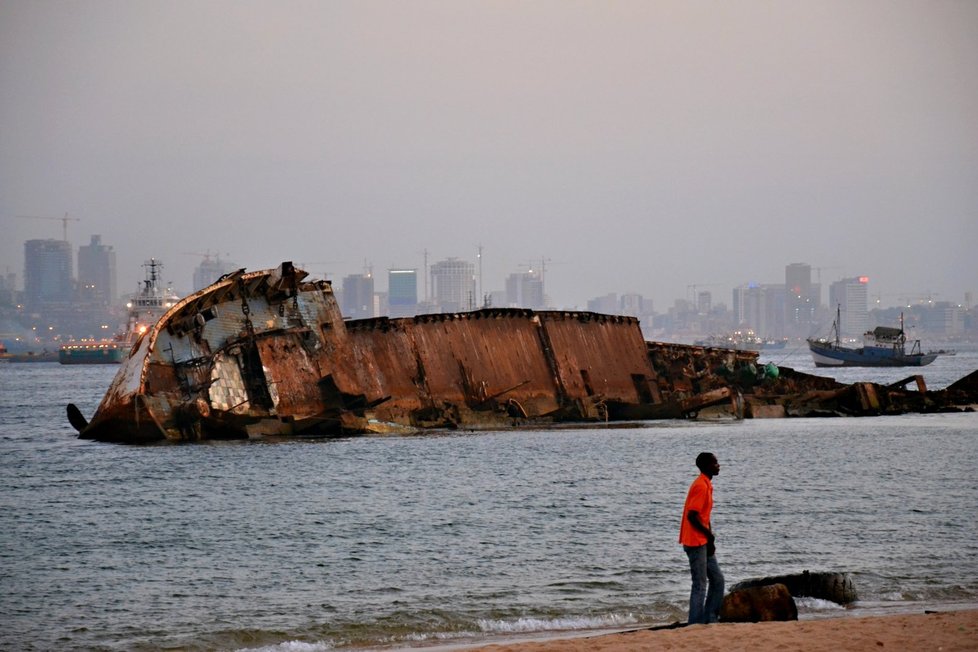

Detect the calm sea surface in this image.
[1,351,977,651]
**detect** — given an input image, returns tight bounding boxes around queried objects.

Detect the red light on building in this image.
[858,276,869,284]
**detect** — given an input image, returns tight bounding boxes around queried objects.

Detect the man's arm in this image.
[687,510,716,555]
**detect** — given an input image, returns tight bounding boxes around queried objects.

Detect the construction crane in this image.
[813,266,843,285]
[15,212,80,241]
[686,283,720,304]
[297,261,343,280]
[182,251,231,264]
[519,256,568,286]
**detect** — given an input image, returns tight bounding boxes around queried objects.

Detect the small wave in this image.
[547,580,624,591]
[795,597,846,612]
[401,630,482,643]
[237,641,334,652]
[476,612,638,634]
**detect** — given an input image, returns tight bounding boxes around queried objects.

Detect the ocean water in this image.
[1,354,976,652]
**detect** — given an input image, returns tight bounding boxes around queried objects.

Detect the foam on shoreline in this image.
[387,604,978,652]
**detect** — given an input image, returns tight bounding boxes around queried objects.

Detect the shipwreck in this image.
[67,263,978,444]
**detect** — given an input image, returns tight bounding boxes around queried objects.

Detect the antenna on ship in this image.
[143,258,163,293]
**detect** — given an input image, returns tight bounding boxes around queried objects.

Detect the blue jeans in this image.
[684,544,724,624]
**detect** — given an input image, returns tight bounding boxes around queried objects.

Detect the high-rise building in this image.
[388,269,418,317]
[733,283,786,338]
[829,276,869,337]
[696,291,712,315]
[620,293,647,317]
[193,255,238,291]
[77,235,117,305]
[587,293,618,314]
[785,262,816,335]
[430,258,476,312]
[24,239,73,308]
[920,302,964,337]
[505,270,544,309]
[0,271,17,306]
[342,273,375,319]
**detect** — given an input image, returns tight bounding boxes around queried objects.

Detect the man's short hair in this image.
[695,452,715,471]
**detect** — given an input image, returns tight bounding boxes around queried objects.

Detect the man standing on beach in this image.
[679,452,724,624]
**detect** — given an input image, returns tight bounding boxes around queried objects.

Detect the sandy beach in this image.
[465,609,978,652]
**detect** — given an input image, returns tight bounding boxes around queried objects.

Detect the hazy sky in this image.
[2,1,976,309]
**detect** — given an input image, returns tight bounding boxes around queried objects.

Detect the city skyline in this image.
[3,232,973,349]
[2,2,976,314]
[4,233,970,314]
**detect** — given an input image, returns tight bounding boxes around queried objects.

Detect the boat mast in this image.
[834,304,841,345]
[899,312,907,352]
[144,258,162,293]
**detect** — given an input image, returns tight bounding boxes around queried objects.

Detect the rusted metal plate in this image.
[540,313,655,404]
[256,333,323,418]
[411,312,560,412]
[345,319,426,417]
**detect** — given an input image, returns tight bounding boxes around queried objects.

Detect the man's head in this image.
[695,452,720,478]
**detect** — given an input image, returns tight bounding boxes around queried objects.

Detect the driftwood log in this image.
[720,583,798,622]
[730,570,857,605]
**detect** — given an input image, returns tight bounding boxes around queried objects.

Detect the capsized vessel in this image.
[67,263,978,442]
[71,263,740,443]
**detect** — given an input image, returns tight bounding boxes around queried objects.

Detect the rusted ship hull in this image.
[71,263,724,443]
[69,263,976,443]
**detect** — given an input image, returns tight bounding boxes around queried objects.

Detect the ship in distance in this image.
[694,330,787,352]
[807,305,938,368]
[59,259,180,365]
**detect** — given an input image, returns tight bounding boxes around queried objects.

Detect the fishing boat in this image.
[807,306,937,368]
[59,259,180,365]
[761,338,789,350]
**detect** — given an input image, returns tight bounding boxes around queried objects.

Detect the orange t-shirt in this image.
[679,473,713,546]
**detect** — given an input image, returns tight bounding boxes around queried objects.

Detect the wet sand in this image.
[463,608,978,651]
